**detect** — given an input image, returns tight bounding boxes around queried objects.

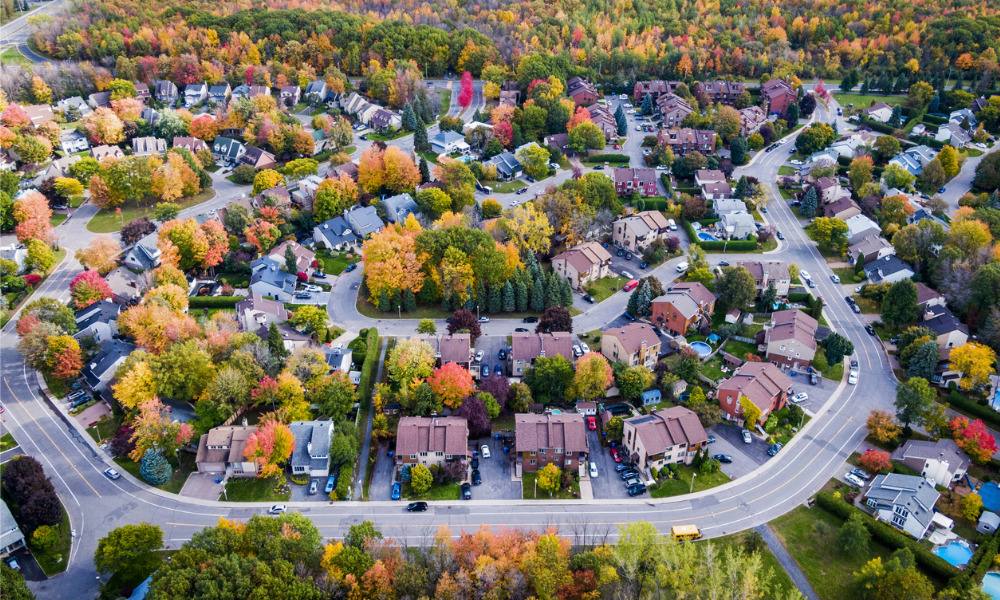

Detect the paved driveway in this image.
[705,427,762,479]
[179,472,224,501]
[369,449,398,502]
[586,430,634,499]
[471,437,521,500]
[289,291,331,306]
[473,335,510,378]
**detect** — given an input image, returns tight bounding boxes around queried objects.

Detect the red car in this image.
[610,447,622,463]
[614,144,620,150]
[587,416,596,430]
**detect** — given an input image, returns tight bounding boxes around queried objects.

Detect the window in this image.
[891,515,906,528]
[530,460,535,465]
[419,452,428,457]
[540,449,546,454]
[555,448,563,454]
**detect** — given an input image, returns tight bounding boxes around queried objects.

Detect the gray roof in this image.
[75,300,120,331]
[0,501,24,554]
[305,81,326,96]
[863,255,914,283]
[382,193,418,223]
[344,204,384,237]
[125,243,159,269]
[486,151,521,177]
[324,348,353,373]
[289,421,333,471]
[866,473,940,530]
[922,306,968,337]
[891,439,970,472]
[980,511,1000,529]
[81,339,136,388]
[250,257,297,294]
[314,216,358,247]
[431,130,466,147]
[212,136,245,159]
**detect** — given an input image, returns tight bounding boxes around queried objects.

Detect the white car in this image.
[676,262,688,273]
[790,393,808,404]
[830,274,841,283]
[589,462,598,478]
[268,504,287,514]
[848,370,858,385]
[656,165,668,170]
[800,270,811,281]
[580,343,590,354]
[635,125,641,131]
[475,350,484,362]
[481,445,491,459]
[304,284,321,292]
[741,429,752,444]
[845,473,865,488]
[621,271,634,279]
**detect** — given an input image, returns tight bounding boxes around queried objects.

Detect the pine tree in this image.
[928,93,940,114]
[140,450,173,485]
[735,175,750,199]
[637,280,652,316]
[516,281,529,312]
[860,78,870,94]
[284,245,297,273]
[641,93,653,115]
[414,125,429,152]
[627,287,641,316]
[402,102,418,130]
[391,288,402,311]
[473,109,483,122]
[474,280,487,311]
[545,272,560,308]
[531,276,545,311]
[379,289,391,312]
[268,322,288,360]
[488,284,501,314]
[403,288,416,312]
[757,281,778,312]
[419,157,431,183]
[561,277,574,307]
[800,186,819,218]
[502,281,515,312]
[786,103,799,129]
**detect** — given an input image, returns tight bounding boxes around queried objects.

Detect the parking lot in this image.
[470,436,521,500]
[705,423,769,478]
[587,429,641,499]
[472,335,510,378]
[369,451,398,501]
[782,368,840,415]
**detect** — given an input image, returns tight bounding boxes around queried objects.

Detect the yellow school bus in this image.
[671,525,702,541]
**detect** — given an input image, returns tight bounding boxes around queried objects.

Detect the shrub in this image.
[355,327,380,405]
[334,463,352,500]
[231,164,256,184]
[188,296,241,308]
[139,449,173,485]
[31,525,57,551]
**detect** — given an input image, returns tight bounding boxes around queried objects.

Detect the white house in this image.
[289,421,334,477]
[845,214,882,243]
[430,131,470,155]
[891,439,971,488]
[718,212,756,240]
[864,474,944,539]
[183,82,209,106]
[861,102,894,123]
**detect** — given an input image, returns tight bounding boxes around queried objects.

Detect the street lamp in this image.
[690,472,697,493]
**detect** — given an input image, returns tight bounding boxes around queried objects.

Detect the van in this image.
[676,262,689,273]
[667,219,678,231]
[622,279,639,292]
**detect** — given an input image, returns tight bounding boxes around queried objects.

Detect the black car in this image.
[865,325,876,336]
[809,373,819,385]
[616,249,624,257]
[497,349,506,360]
[619,469,639,480]
[471,469,482,485]
[639,261,648,269]
[359,134,368,140]
[406,501,428,512]
[523,316,539,323]
[845,296,854,304]
[594,165,605,170]
[471,457,479,470]
[344,263,358,273]
[712,454,733,464]
[583,295,595,304]
[625,252,632,260]
[767,443,783,457]
[461,482,471,499]
[615,463,631,473]
[776,231,784,240]
[514,327,529,332]
[627,484,648,496]
[525,176,535,183]
[622,313,635,321]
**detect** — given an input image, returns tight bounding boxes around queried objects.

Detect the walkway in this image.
[757,524,821,600]
[351,338,388,500]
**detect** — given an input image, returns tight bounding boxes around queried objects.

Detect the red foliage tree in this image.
[950,417,999,464]
[23,274,41,287]
[458,71,473,108]
[69,270,113,309]
[858,449,892,474]
[446,309,482,343]
[428,361,476,409]
[493,121,513,148]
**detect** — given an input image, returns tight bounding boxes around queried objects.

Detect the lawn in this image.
[159,452,197,494]
[582,329,603,354]
[584,276,625,303]
[854,296,879,314]
[777,166,795,176]
[831,266,863,283]
[706,532,797,597]
[832,92,905,111]
[318,250,361,275]
[701,357,726,382]
[438,89,451,114]
[0,433,17,451]
[522,472,579,500]
[87,189,215,233]
[50,213,68,227]
[223,476,291,502]
[771,503,896,600]
[416,150,440,165]
[649,463,730,498]
[721,340,756,360]
[0,48,30,67]
[490,180,526,194]
[43,372,69,399]
[366,129,411,142]
[101,550,175,600]
[86,415,121,444]
[33,507,73,575]
[403,482,460,501]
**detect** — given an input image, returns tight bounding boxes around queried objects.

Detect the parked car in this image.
[615,463,631,473]
[294,292,311,299]
[628,484,648,496]
[461,483,472,499]
[514,328,529,332]
[475,350,484,362]
[712,454,733,463]
[830,274,841,283]
[325,477,336,494]
[625,252,632,260]
[809,373,819,385]
[790,393,808,404]
[481,365,490,377]
[850,359,859,369]
[583,294,595,303]
[68,389,87,401]
[5,557,20,571]
[865,325,876,336]
[639,261,649,269]
[624,476,641,488]
[851,468,872,481]
[848,370,858,385]
[622,279,638,291]
[406,501,428,512]
[742,429,752,444]
[303,284,321,292]
[471,457,479,469]
[481,445,491,459]
[580,343,590,353]
[477,316,490,323]
[610,447,622,462]
[494,365,502,375]
[594,165,604,170]
[344,263,358,273]
[498,349,506,360]
[312,271,326,278]
[622,313,636,321]
[516,187,527,194]
[523,317,539,323]
[309,479,319,495]
[767,443,783,457]
[707,435,716,443]
[268,504,287,514]
[852,304,861,313]
[845,473,865,487]
[472,469,482,485]
[590,462,598,478]
[584,416,596,430]
[718,260,730,266]
[103,467,121,480]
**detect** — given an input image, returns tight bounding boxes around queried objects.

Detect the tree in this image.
[25,239,55,272]
[446,309,482,342]
[45,334,82,380]
[129,397,195,460]
[387,338,436,388]
[53,177,84,200]
[359,145,421,195]
[244,415,295,478]
[569,353,613,401]
[536,306,572,333]
[290,305,329,335]
[498,202,554,255]
[849,155,875,193]
[616,365,654,400]
[712,106,742,142]
[244,219,281,255]
[516,143,550,179]
[480,198,502,219]
[12,190,53,244]
[938,144,960,178]
[812,217,850,254]
[524,355,574,404]
[919,157,947,191]
[794,122,835,155]
[75,236,120,275]
[153,202,180,222]
[69,270,112,309]
[881,280,919,327]
[973,150,1000,191]
[947,218,993,255]
[433,158,476,211]
[414,188,452,220]
[189,115,219,141]
[838,514,871,557]
[716,266,756,308]
[252,169,285,195]
[410,464,432,495]
[140,449,173,485]
[950,342,997,390]
[567,122,605,153]
[882,163,916,191]
[416,319,436,335]
[428,361,476,409]
[963,493,984,521]
[113,361,157,411]
[894,377,934,429]
[536,463,562,497]
[83,107,125,144]
[730,136,748,165]
[93,522,163,575]
[740,395,762,427]
[950,417,999,464]
[820,333,855,367]
[859,449,892,474]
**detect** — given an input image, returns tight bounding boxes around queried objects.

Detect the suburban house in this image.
[658,93,694,128]
[248,85,271,99]
[812,177,842,203]
[395,416,468,468]
[122,243,161,271]
[268,240,315,276]
[551,242,612,290]
[915,283,946,311]
[498,89,520,107]
[739,106,767,136]
[230,84,251,101]
[702,180,733,201]
[935,123,970,148]
[81,339,137,393]
[134,83,150,102]
[922,306,969,352]
[324,346,354,375]
[370,109,402,132]
[103,267,145,306]
[132,137,168,157]
[509,332,574,376]
[328,161,359,182]
[719,212,756,240]
[60,130,90,154]
[586,104,618,140]
[864,474,944,539]
[861,102,894,123]
[212,137,246,163]
[172,136,210,154]
[288,420,334,477]
[57,96,92,118]
[183,82,208,106]
[485,151,522,181]
[650,281,716,336]
[304,80,327,103]
[253,185,291,211]
[194,425,258,477]
[823,196,862,221]
[436,334,472,371]
[90,145,125,162]
[74,300,120,344]
[601,323,661,369]
[313,216,359,251]
[633,80,682,103]
[235,293,287,332]
[430,131,470,155]
[249,257,297,302]
[255,322,312,353]
[208,83,231,105]
[35,155,81,185]
[514,413,589,476]
[612,167,657,197]
[566,77,599,106]
[694,169,725,188]
[279,85,301,107]
[888,145,937,176]
[849,235,895,265]
[891,439,971,487]
[154,80,180,104]
[863,255,915,285]
[735,260,791,298]
[657,128,717,155]
[845,214,883,244]
[0,501,25,558]
[240,146,277,170]
[86,91,112,110]
[713,198,747,216]
[344,204,384,238]
[693,80,745,105]
[20,104,52,127]
[623,406,708,471]
[717,362,792,426]
[760,78,797,114]
[762,309,818,371]
[382,193,419,224]
[0,244,27,273]
[612,210,671,252]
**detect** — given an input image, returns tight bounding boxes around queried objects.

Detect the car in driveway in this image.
[481,445,491,459]
[851,468,872,481]
[809,373,819,385]
[391,482,401,500]
[628,484,647,496]
[294,292,311,299]
[481,365,490,377]
[590,462,598,478]
[497,348,506,360]
[767,443,783,457]
[742,429,752,444]
[309,479,318,494]
[472,469,482,485]
[624,476,641,488]
[707,435,716,443]
[845,473,866,488]
[848,370,858,384]
[461,482,472,499]
[712,454,733,463]
[718,260,730,266]
[5,557,19,571]
[587,416,597,430]
[475,350,484,362]
[790,393,808,404]
[326,477,336,494]
[494,365,502,375]
[103,467,121,480]
[514,327,529,332]
[406,501,428,512]
[610,447,622,462]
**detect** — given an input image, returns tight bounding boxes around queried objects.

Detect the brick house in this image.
[693,80,746,105]
[509,332,574,376]
[601,323,661,369]
[514,413,589,476]
[586,104,617,140]
[657,128,717,156]
[761,79,797,115]
[739,106,767,136]
[762,309,818,371]
[657,93,694,128]
[633,80,682,103]
[566,77,598,107]
[717,362,792,426]
[611,167,657,197]
[623,406,708,470]
[650,282,716,336]
[551,242,612,290]
[395,417,468,468]
[612,210,671,252]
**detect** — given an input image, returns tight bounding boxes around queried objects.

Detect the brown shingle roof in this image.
[670,282,715,307]
[438,334,471,364]
[511,332,574,361]
[514,413,588,454]
[396,417,468,457]
[195,426,257,465]
[766,309,818,348]
[604,323,660,355]
[552,242,611,275]
[627,406,706,453]
[717,362,792,411]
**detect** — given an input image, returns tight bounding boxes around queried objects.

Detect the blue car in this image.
[324,477,336,494]
[391,482,401,500]
[344,263,358,273]
[494,364,502,375]
[482,365,490,377]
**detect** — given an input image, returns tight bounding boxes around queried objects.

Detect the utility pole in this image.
[690,472,697,494]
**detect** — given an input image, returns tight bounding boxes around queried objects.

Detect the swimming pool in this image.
[697,232,720,242]
[689,341,712,357]
[983,572,1000,599]
[934,541,973,567]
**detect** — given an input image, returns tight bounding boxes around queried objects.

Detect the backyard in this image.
[87,189,216,233]
[832,92,905,112]
[522,472,580,499]
[649,463,731,498]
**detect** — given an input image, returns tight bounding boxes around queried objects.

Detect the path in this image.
[352,339,388,500]
[757,524,821,600]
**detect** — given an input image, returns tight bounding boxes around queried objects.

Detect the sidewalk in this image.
[352,339,388,500]
[758,524,821,600]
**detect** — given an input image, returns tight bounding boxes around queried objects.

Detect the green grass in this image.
[962,148,984,158]
[159,452,196,494]
[438,89,451,114]
[50,213,68,227]
[584,276,625,303]
[223,476,291,502]
[706,532,798,597]
[416,150,440,165]
[43,372,69,399]
[0,433,17,451]
[522,472,579,499]
[403,482,460,501]
[649,463,731,498]
[832,92,905,112]
[831,266,862,282]
[779,188,797,200]
[721,340,756,360]
[86,415,122,444]
[318,251,361,275]
[0,48,31,67]
[32,507,73,575]
[583,329,603,354]
[87,189,215,233]
[366,129,411,142]
[69,195,85,208]
[700,357,726,382]
[490,180,526,194]
[777,166,795,176]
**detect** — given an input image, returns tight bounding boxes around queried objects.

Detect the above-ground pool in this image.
[697,232,720,242]
[983,573,1000,599]
[689,341,712,357]
[934,541,973,567]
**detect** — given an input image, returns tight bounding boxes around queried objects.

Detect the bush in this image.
[581,153,631,163]
[946,390,1000,429]
[188,296,241,308]
[922,114,948,126]
[334,462,352,500]
[231,164,256,184]
[355,327,380,405]
[31,525,57,551]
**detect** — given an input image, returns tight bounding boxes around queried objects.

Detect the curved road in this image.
[1,89,902,598]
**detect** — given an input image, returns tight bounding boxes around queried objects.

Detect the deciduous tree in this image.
[950,417,999,464]
[740,395,762,427]
[536,463,562,497]
[427,361,476,409]
[75,236,120,274]
[70,270,112,309]
[867,409,901,444]
[244,414,295,478]
[129,397,195,460]
[858,449,892,474]
[45,334,82,380]
[93,523,163,575]
[387,338,436,388]
[498,202,554,255]
[313,174,358,222]
[949,342,997,390]
[569,352,613,401]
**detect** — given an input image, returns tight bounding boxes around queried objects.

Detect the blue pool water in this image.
[983,573,1000,599]
[934,541,973,567]
[689,341,712,357]
[697,232,720,242]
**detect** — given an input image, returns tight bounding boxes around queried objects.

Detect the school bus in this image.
[671,525,702,541]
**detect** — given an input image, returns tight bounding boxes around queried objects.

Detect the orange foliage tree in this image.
[243,414,295,478]
[428,361,476,409]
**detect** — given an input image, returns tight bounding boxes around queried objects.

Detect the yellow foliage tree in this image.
[113,361,157,411]
[950,342,997,390]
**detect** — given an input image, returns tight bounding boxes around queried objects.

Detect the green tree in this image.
[536,463,562,497]
[93,522,164,574]
[740,395,762,427]
[881,280,919,328]
[415,319,436,335]
[567,122,605,153]
[919,157,947,191]
[616,365,654,400]
[524,355,574,404]
[906,341,940,381]
[716,266,757,308]
[821,332,855,366]
[800,186,819,218]
[516,143,551,179]
[895,377,934,429]
[938,145,960,178]
[730,135,748,165]
[139,449,173,485]
[344,520,383,549]
[872,136,902,164]
[290,305,329,335]
[153,202,180,221]
[812,217,850,254]
[838,514,871,557]
[410,464,432,495]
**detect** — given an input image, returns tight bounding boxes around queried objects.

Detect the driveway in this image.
[705,427,762,479]
[472,437,521,500]
[179,472,224,501]
[472,335,510,378]
[586,430,632,499]
[369,448,397,502]
[7,547,45,582]
[289,292,331,306]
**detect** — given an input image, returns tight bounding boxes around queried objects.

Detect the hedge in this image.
[946,390,1000,429]
[969,533,999,582]
[681,218,758,252]
[922,114,949,126]
[788,292,812,303]
[674,186,702,196]
[814,492,959,583]
[188,296,241,308]
[582,153,630,163]
[355,327,380,408]
[635,197,671,211]
[661,173,675,198]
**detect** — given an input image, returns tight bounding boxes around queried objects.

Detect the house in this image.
[719,212,756,240]
[430,131,470,155]
[566,77,598,106]
[845,214,883,244]
[122,243,161,271]
[922,306,969,351]
[713,198,747,216]
[194,425,259,477]
[576,402,598,416]
[849,235,895,266]
[824,196,862,220]
[183,83,208,106]
[344,204,384,238]
[657,128,717,156]
[105,267,147,305]
[328,161,359,182]
[304,80,327,103]
[891,439,970,487]
[288,421,334,477]
[498,90,520,107]
[693,80,745,105]
[0,501,25,558]
[325,347,354,375]
[702,180,734,201]
[760,79,797,114]
[651,281,716,336]
[694,169,726,188]
[586,104,617,140]
[611,167,657,197]
[212,137,246,163]
[132,137,168,157]
[230,84,251,101]
[915,283,946,311]
[862,102,894,123]
[35,155,81,185]
[248,85,271,99]
[864,474,942,539]
[268,240,315,276]
[633,80,682,103]
[90,145,125,162]
[154,80,179,104]
[60,130,90,154]
[763,309,818,371]
[935,123,970,148]
[279,85,300,107]
[208,83,231,105]
[370,109,402,132]
[889,145,937,176]
[57,96,92,118]
[74,300,120,344]
[949,108,976,126]
[308,129,328,156]
[551,242,612,290]
[172,136,209,154]
[254,322,313,353]
[395,416,468,468]
[437,334,472,371]
[978,512,1000,535]
[240,146,277,170]
[140,107,160,126]
[735,260,790,298]
[254,185,292,212]
[717,362,792,426]
[514,413,589,475]
[235,292,287,332]
[313,216,359,251]
[601,323,661,369]
[863,255,915,285]
[249,257,297,302]
[812,177,842,203]
[0,243,28,273]
[81,339,137,392]
[739,106,767,136]
[485,151,523,181]
[623,406,708,471]
[134,83,150,102]
[382,193,419,224]
[657,93,694,128]
[509,332,574,376]
[612,211,671,253]
[17,104,50,128]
